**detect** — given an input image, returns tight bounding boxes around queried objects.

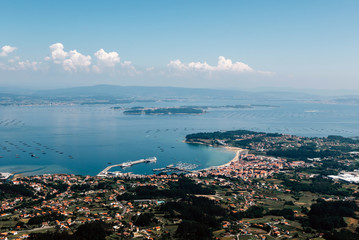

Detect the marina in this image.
[153,162,198,174]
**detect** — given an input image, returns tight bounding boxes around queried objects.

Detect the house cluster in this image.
[190,153,307,179]
[0,174,185,239]
[228,133,358,158]
[220,218,294,239]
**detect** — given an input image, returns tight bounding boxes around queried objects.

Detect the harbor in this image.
[97,158,199,177]
[97,157,157,177]
[0,172,13,180]
[152,162,198,174]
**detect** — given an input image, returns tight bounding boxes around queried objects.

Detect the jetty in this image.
[97,157,157,177]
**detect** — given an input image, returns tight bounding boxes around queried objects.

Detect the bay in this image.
[0,99,359,176]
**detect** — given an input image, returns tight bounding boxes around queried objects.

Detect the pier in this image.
[97,157,157,177]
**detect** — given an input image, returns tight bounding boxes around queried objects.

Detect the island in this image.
[119,104,278,116]
[123,107,205,115]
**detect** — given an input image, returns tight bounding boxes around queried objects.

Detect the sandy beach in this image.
[196,146,248,171]
[216,147,248,168]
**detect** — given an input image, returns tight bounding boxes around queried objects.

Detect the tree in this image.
[175,221,212,240]
[244,206,264,218]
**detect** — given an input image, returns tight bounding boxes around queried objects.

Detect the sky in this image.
[0,0,358,91]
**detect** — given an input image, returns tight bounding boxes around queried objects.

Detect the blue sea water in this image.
[0,99,359,176]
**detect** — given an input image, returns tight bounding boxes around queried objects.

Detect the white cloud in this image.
[94,49,120,67]
[63,50,91,72]
[0,59,40,71]
[0,48,40,71]
[0,45,17,57]
[217,56,253,72]
[188,61,213,71]
[48,43,91,71]
[49,43,68,62]
[92,49,139,74]
[17,60,40,71]
[121,61,133,67]
[168,56,254,73]
[46,44,139,74]
[120,61,140,75]
[168,59,188,71]
[1,44,272,80]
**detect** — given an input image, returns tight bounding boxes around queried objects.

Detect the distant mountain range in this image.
[7,84,359,104]
[0,84,321,101]
[34,85,239,98]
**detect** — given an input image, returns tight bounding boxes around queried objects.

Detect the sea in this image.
[1,99,359,176]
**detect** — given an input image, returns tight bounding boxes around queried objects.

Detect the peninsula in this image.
[1,130,359,239]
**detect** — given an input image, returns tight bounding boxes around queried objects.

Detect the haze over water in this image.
[1,99,359,176]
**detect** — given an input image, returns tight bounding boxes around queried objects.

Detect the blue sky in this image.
[1,0,358,90]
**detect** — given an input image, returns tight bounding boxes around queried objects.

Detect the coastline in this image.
[4,142,246,177]
[216,146,247,168]
[186,140,248,171]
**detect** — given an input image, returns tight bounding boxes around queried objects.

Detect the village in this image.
[0,172,305,239]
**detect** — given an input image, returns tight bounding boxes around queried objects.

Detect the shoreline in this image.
[185,140,249,171]
[192,143,248,172]
[216,146,247,168]
[2,143,247,177]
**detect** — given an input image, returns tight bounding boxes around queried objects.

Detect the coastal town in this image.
[190,150,309,179]
[2,0,359,239]
[0,130,359,239]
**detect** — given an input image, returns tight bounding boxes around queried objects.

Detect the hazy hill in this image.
[0,84,324,102]
[31,85,320,100]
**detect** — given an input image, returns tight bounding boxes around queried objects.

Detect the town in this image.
[0,131,359,239]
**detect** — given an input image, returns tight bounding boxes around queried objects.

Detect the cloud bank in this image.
[1,43,273,81]
[44,43,136,74]
[47,43,92,72]
[0,45,40,71]
[168,56,254,73]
